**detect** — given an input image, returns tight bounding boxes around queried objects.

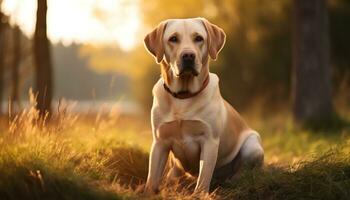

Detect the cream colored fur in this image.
[144,18,264,194]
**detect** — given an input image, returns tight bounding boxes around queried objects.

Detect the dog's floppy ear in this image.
[144,21,168,64]
[200,18,226,60]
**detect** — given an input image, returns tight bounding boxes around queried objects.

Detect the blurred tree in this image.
[0,1,4,115]
[10,25,21,110]
[329,0,350,90]
[34,0,53,117]
[292,0,334,125]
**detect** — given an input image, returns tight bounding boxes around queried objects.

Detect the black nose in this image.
[182,52,195,62]
[181,52,195,67]
[182,52,195,60]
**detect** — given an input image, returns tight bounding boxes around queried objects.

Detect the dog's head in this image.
[144,18,226,78]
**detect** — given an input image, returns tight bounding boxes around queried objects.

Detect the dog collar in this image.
[163,75,210,99]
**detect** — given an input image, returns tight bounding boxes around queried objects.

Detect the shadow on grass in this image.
[104,145,149,187]
[0,141,150,200]
[0,165,122,200]
[218,148,350,200]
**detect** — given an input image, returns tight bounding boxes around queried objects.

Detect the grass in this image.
[0,101,349,199]
[219,146,350,199]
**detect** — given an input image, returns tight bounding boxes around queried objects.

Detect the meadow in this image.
[0,99,349,200]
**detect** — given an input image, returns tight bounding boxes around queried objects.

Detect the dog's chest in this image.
[157,120,207,172]
[157,120,207,140]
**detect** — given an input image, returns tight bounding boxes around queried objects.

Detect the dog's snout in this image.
[181,51,196,67]
[182,52,196,61]
[179,50,198,76]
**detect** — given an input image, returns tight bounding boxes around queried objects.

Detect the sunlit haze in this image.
[2,0,141,50]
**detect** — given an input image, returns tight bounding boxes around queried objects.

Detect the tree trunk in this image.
[33,0,53,118]
[0,10,4,116]
[10,25,21,112]
[292,0,334,124]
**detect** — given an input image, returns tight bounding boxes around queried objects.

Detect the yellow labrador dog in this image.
[144,18,264,194]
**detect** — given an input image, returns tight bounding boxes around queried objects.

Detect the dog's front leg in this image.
[194,139,219,193]
[145,140,169,193]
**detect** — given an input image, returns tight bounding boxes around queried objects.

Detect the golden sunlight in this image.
[2,0,140,50]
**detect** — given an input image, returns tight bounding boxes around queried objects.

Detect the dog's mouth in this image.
[178,69,199,77]
[176,66,199,77]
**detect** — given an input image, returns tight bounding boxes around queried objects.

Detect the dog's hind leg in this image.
[214,133,264,182]
[240,133,264,168]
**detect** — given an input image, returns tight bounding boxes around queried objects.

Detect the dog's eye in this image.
[194,35,203,42]
[169,36,178,43]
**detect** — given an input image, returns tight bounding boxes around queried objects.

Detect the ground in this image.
[0,103,349,200]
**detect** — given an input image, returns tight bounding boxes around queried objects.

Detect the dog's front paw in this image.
[194,184,210,194]
[143,184,159,195]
